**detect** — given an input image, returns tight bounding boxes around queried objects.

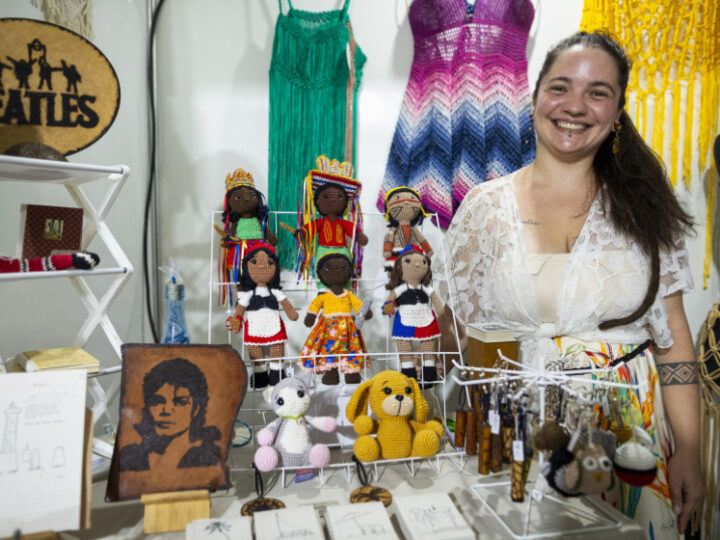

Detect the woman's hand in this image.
[667,445,705,533]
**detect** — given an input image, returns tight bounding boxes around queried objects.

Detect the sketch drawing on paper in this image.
[409,503,463,533]
[0,402,21,474]
[338,509,391,537]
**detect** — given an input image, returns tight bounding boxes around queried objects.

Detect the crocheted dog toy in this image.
[253,375,336,471]
[345,370,444,462]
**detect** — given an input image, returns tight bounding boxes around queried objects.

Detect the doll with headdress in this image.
[282,155,367,289]
[383,244,443,385]
[226,240,298,388]
[383,186,433,273]
[216,168,277,305]
[298,251,372,386]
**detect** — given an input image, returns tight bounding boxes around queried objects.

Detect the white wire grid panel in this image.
[205,209,467,482]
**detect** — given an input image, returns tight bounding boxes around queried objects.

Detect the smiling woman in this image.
[441,31,704,538]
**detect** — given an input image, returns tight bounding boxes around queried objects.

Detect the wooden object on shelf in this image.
[141,490,210,534]
[466,327,518,378]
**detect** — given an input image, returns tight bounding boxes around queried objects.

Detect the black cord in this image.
[143,0,168,343]
[352,454,368,487]
[252,462,264,498]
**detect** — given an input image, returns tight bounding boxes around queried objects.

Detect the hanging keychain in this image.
[241,463,285,515]
[510,404,527,502]
[454,386,468,448]
[478,390,491,475]
[502,393,515,464]
[489,384,503,472]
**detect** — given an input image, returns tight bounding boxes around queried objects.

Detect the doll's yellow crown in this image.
[315,155,353,178]
[225,168,255,192]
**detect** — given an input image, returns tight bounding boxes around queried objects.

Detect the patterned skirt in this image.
[299,315,368,373]
[552,337,679,540]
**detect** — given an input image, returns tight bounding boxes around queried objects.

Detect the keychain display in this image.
[226,240,298,388]
[382,186,433,272]
[382,244,444,384]
[241,464,285,516]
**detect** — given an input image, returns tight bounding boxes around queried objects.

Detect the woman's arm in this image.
[654,291,704,534]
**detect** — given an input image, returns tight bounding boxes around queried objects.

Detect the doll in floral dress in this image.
[299,252,372,385]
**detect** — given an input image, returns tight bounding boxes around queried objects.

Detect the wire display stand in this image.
[205,209,468,491]
[452,350,647,539]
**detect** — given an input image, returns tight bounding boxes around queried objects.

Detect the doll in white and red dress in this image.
[226,240,298,388]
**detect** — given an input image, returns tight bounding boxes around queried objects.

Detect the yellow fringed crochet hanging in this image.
[581,0,720,287]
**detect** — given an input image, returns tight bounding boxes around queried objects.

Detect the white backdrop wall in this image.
[1,0,718,366]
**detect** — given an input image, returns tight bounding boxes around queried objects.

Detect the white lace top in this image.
[438,172,693,352]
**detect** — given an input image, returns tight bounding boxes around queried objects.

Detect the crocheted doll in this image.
[0,251,99,273]
[284,155,367,289]
[383,244,443,385]
[345,370,444,462]
[217,168,277,306]
[254,375,336,471]
[226,240,298,389]
[382,186,432,273]
[298,252,371,386]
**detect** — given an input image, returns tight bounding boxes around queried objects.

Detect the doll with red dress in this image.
[382,244,443,385]
[226,240,298,388]
[285,155,367,289]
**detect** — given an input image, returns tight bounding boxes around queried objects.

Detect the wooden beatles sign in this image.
[0,18,120,155]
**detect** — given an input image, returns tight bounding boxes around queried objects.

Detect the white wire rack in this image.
[205,209,469,489]
[451,350,647,539]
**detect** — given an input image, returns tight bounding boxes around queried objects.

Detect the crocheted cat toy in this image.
[383,186,432,272]
[253,375,336,471]
[345,370,444,462]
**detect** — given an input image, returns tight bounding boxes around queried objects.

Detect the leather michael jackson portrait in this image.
[106,344,247,501]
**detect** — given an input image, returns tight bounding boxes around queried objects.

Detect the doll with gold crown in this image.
[282,155,367,290]
[216,168,277,306]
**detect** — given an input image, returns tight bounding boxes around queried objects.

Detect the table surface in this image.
[62,454,645,540]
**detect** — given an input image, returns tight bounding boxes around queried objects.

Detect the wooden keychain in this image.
[349,455,392,507]
[478,390,491,474]
[510,403,528,502]
[489,386,503,472]
[241,463,285,515]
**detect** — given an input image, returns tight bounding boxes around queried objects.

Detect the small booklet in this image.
[186,517,252,539]
[325,501,397,540]
[19,203,83,259]
[393,493,474,540]
[16,347,100,373]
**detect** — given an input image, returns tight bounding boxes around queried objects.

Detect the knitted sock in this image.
[251,363,269,389]
[268,363,285,386]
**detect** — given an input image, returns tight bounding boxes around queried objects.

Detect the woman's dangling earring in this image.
[612,121,622,154]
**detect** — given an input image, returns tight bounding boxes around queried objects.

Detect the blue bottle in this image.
[161,281,190,344]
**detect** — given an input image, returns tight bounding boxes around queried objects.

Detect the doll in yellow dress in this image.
[299,252,372,385]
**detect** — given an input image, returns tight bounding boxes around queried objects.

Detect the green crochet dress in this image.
[269,0,366,269]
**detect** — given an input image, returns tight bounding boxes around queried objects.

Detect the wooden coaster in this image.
[350,486,392,507]
[241,497,285,516]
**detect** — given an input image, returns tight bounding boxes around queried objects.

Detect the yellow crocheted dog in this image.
[345,370,444,462]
